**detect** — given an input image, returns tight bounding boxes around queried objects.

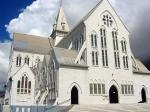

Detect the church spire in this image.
[51,0,70,46]
[54,2,70,32]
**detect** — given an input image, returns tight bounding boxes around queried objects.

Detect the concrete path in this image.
[45,103,150,112]
[67,104,150,112]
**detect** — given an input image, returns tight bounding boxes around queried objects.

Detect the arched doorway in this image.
[71,86,78,104]
[141,88,147,103]
[109,85,119,103]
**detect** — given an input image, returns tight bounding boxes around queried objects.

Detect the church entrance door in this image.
[71,86,78,104]
[109,85,119,103]
[141,88,147,103]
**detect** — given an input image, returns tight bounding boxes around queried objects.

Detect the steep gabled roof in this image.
[131,52,150,74]
[13,33,53,54]
[132,58,150,74]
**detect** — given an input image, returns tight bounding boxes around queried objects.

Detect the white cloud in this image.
[6,0,139,37]
[0,42,11,84]
[5,0,60,37]
[6,0,118,37]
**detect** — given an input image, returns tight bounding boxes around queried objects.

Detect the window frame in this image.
[16,55,22,67]
[112,30,120,68]
[91,32,98,48]
[17,74,31,95]
[100,27,108,67]
[92,51,99,66]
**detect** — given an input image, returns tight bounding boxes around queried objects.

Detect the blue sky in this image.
[0,0,36,42]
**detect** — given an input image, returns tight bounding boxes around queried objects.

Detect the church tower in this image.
[51,3,70,46]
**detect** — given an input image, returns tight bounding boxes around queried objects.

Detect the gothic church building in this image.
[5,0,150,109]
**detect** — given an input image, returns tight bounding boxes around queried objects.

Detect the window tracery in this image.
[17,74,31,94]
[102,14,113,27]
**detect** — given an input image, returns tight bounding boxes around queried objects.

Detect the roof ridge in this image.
[54,47,77,52]
[13,32,49,40]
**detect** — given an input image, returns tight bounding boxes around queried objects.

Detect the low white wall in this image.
[134,73,150,103]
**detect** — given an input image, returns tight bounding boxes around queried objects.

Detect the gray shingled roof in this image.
[53,47,88,68]
[13,33,53,54]
[131,51,150,74]
[132,57,150,74]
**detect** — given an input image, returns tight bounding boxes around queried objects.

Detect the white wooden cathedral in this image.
[5,0,150,109]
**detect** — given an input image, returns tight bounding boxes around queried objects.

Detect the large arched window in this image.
[91,31,98,66]
[25,56,30,65]
[100,27,108,67]
[16,55,22,66]
[17,74,31,94]
[112,30,120,68]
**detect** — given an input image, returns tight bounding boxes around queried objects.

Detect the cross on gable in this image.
[102,15,113,27]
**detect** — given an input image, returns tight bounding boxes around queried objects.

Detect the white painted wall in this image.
[134,74,150,103]
[7,50,46,106]
[54,0,150,105]
[57,66,88,105]
[10,64,35,106]
[6,0,150,107]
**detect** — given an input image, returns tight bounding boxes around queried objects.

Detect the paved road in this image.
[67,104,150,112]
[46,103,150,112]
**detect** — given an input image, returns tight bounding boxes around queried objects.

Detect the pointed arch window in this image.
[102,15,113,27]
[100,27,108,67]
[121,38,127,53]
[17,80,20,93]
[112,30,120,68]
[123,55,129,69]
[92,51,99,66]
[91,32,97,48]
[16,55,22,66]
[25,56,30,65]
[17,74,31,94]
[91,31,98,66]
